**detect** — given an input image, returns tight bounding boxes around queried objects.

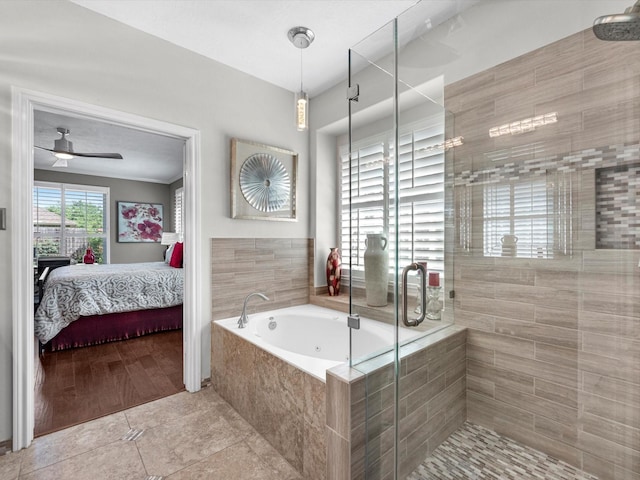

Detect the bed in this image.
[35,262,184,351]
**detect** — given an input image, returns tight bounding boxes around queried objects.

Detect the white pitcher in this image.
[501,234,518,257]
[364,233,389,306]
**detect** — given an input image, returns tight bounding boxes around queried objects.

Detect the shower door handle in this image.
[402,262,426,327]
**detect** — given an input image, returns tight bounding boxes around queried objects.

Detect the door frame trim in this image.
[11,87,202,450]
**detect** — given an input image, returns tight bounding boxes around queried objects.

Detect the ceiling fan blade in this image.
[34,145,123,159]
[72,152,123,159]
[34,145,56,153]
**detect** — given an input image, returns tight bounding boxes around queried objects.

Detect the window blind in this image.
[483,179,552,258]
[340,124,445,281]
[33,181,109,263]
[174,187,184,235]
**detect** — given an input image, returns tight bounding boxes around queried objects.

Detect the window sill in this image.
[310,287,397,326]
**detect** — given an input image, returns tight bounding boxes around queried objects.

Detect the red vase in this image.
[83,248,95,264]
[326,247,341,296]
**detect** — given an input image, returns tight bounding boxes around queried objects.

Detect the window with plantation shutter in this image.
[33,181,110,263]
[340,122,445,283]
[174,187,184,235]
[483,179,553,258]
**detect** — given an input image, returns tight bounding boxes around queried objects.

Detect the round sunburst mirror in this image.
[239,153,290,212]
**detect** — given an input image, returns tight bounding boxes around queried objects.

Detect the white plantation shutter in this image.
[33,184,64,256]
[174,187,184,235]
[341,142,386,272]
[33,181,109,262]
[340,123,445,281]
[391,127,445,274]
[483,179,552,258]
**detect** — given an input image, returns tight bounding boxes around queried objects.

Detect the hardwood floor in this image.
[34,330,184,437]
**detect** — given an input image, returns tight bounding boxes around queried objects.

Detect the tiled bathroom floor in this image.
[409,422,599,480]
[2,392,601,480]
[0,386,301,480]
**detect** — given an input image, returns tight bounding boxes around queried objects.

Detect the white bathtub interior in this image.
[215,303,448,382]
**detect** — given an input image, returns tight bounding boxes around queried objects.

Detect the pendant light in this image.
[288,26,314,131]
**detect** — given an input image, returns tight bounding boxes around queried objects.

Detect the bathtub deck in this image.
[408,422,599,480]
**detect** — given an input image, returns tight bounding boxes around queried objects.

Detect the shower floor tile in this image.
[408,422,598,480]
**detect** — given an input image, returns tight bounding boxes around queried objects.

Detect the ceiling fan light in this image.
[54,152,73,160]
[52,157,68,168]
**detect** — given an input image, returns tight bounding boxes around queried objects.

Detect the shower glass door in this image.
[346,2,456,478]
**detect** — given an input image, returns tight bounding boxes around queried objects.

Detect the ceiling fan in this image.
[35,127,123,167]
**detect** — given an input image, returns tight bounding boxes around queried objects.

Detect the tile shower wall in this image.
[596,163,640,249]
[446,29,640,479]
[326,326,467,480]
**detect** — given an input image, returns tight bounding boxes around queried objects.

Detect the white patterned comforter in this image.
[35,262,184,343]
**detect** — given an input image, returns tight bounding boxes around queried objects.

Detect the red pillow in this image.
[169,242,183,268]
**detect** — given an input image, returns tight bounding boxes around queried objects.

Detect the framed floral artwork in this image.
[117,201,164,243]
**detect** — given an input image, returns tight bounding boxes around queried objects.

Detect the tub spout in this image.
[238,292,269,328]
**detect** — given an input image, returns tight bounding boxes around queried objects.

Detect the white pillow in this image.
[165,243,175,263]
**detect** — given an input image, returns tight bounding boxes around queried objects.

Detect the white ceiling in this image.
[34,110,185,184]
[69,0,420,97]
[37,0,427,183]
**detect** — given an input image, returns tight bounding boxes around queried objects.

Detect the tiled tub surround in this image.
[326,326,467,480]
[210,238,314,322]
[210,238,319,478]
[212,304,437,479]
[211,321,326,479]
[447,28,640,479]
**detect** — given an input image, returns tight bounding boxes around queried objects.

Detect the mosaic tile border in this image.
[454,143,640,187]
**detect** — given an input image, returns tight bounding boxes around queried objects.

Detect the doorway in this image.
[12,88,202,450]
[32,109,188,436]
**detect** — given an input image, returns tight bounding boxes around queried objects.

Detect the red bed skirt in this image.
[44,304,183,352]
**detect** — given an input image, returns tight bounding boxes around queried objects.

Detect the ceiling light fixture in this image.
[288,26,315,132]
[35,127,123,166]
[52,157,68,168]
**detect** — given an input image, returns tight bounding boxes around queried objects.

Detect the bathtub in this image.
[214,303,417,381]
[212,303,452,477]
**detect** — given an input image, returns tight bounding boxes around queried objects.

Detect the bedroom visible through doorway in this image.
[12,87,203,451]
[32,108,187,436]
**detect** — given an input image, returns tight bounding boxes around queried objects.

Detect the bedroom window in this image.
[174,187,184,235]
[339,123,445,285]
[33,181,110,263]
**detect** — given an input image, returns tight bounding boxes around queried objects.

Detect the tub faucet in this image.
[238,292,269,328]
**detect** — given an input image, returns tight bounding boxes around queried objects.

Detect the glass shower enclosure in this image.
[343,1,640,479]
[344,2,457,478]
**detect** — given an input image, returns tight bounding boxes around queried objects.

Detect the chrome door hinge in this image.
[347,314,360,329]
[347,84,360,102]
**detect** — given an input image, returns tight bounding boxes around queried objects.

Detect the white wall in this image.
[0,1,309,444]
